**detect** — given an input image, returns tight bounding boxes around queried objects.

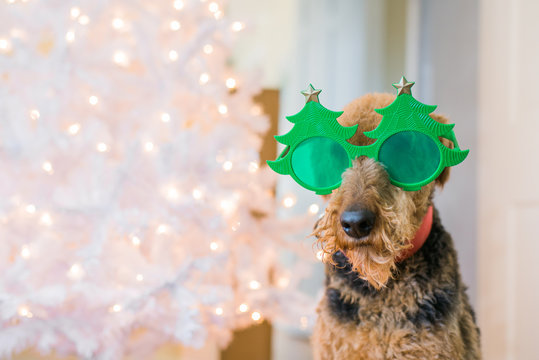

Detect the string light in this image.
[222,161,233,171]
[89,95,99,106]
[213,11,223,20]
[231,221,240,232]
[199,73,210,85]
[65,30,75,43]
[282,195,297,208]
[78,15,90,25]
[42,161,53,174]
[248,162,258,173]
[249,280,261,290]
[20,245,31,259]
[215,307,223,316]
[136,274,144,282]
[0,38,12,54]
[68,263,84,280]
[218,104,228,115]
[166,186,180,200]
[219,199,236,215]
[25,204,36,214]
[168,50,178,61]
[96,143,108,152]
[203,44,213,54]
[40,212,52,226]
[156,224,169,235]
[209,241,218,251]
[113,51,129,67]
[110,304,122,313]
[316,250,324,261]
[173,0,185,10]
[67,123,80,135]
[18,306,33,318]
[231,21,245,32]
[70,7,81,19]
[238,303,248,313]
[208,2,219,13]
[225,78,236,89]
[160,112,171,123]
[131,235,141,247]
[192,187,203,200]
[144,141,155,152]
[251,311,261,321]
[309,204,320,214]
[29,109,40,121]
[111,18,126,30]
[169,20,181,31]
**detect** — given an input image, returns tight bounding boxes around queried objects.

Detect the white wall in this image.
[412,0,479,306]
[478,0,539,358]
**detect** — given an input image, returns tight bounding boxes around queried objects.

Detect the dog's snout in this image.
[340,207,375,239]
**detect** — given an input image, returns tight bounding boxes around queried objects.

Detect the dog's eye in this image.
[291,137,349,189]
[378,131,440,184]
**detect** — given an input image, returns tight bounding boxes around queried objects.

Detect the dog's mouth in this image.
[340,231,391,257]
[356,241,373,247]
[343,235,373,247]
[341,230,377,248]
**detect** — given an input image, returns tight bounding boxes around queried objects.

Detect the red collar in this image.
[397,206,433,262]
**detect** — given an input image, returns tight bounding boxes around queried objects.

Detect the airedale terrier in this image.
[312,93,481,359]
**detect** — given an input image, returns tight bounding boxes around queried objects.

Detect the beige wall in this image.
[478,0,539,358]
[228,0,298,89]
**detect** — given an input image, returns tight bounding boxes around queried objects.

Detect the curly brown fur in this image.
[311,94,480,359]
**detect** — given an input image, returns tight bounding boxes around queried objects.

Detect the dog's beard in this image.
[343,224,409,289]
[314,204,415,290]
[344,246,394,289]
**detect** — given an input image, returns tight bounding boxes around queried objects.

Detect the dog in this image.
[311,93,481,359]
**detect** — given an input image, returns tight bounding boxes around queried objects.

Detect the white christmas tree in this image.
[0,1,317,358]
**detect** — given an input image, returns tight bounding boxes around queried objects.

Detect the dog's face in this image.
[314,93,450,289]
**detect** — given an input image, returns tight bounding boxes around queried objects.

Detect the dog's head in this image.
[314,93,452,289]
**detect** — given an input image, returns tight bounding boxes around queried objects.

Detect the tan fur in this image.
[311,93,480,359]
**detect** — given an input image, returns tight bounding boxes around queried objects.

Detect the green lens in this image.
[378,131,440,184]
[291,136,349,189]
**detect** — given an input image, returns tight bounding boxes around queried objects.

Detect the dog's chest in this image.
[325,286,413,328]
[325,273,457,330]
[318,282,457,359]
[316,289,461,360]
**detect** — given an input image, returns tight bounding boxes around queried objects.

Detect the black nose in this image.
[340,207,376,239]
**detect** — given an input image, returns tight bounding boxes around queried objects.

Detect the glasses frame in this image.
[269,101,468,195]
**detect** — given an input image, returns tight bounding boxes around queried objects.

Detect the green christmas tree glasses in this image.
[267,78,469,195]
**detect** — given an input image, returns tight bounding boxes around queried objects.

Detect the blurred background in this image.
[2,0,538,359]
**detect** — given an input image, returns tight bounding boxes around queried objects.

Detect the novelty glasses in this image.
[267,78,469,195]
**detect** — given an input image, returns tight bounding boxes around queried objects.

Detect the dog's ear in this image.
[430,113,452,188]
